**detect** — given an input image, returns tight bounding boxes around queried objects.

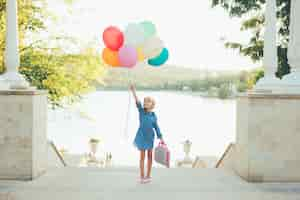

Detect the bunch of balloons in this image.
[102,21,169,69]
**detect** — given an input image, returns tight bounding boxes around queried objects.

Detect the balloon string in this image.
[124,69,131,140]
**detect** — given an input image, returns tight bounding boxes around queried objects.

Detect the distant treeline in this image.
[98,66,264,99]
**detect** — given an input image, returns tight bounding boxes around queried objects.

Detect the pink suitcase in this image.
[154,141,170,168]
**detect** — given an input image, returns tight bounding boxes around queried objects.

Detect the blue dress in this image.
[133,102,162,150]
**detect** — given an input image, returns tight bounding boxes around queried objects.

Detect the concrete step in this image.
[1,167,300,200]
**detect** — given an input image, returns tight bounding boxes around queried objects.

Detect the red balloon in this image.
[103,26,124,51]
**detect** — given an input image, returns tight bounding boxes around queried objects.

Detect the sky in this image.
[43,0,259,71]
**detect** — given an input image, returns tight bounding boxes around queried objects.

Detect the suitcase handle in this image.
[159,140,166,146]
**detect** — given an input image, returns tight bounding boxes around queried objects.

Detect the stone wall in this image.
[0,90,47,180]
[235,93,300,182]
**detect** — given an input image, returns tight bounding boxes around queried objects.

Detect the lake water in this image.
[48,91,236,166]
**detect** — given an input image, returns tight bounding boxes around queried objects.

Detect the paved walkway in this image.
[1,167,300,200]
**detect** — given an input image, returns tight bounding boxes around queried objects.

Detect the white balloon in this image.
[124,23,146,47]
[141,36,164,59]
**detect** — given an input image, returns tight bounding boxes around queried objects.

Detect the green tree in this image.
[0,0,106,107]
[20,48,105,107]
[246,68,264,89]
[218,83,231,99]
[0,0,46,73]
[212,0,291,78]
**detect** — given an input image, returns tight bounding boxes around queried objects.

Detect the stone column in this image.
[0,1,48,181]
[234,0,300,182]
[234,93,300,182]
[254,0,280,91]
[280,0,300,93]
[3,0,29,89]
[0,90,48,180]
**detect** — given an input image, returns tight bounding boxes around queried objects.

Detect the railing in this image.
[215,143,235,168]
[49,141,67,167]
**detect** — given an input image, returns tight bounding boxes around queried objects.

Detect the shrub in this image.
[218,84,231,99]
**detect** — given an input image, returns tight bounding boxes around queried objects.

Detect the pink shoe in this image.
[139,178,146,184]
[143,177,151,183]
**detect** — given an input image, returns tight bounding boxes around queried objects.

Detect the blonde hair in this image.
[144,96,155,110]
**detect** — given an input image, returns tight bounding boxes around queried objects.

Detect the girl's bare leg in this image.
[140,150,146,179]
[146,149,153,178]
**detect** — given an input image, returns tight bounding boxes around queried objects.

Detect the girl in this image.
[130,84,164,184]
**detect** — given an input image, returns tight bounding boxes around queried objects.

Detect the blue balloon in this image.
[147,48,169,67]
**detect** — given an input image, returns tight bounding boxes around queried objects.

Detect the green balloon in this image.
[148,48,169,67]
[140,21,156,39]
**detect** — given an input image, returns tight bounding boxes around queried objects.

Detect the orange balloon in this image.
[102,48,120,67]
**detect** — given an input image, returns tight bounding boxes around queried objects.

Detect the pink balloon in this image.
[118,45,138,68]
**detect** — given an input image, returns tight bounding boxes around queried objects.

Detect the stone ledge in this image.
[0,191,14,200]
[238,91,300,99]
[0,89,47,96]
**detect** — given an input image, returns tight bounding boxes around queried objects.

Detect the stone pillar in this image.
[234,93,300,182]
[234,0,300,182]
[0,90,47,180]
[255,0,280,91]
[279,0,300,93]
[2,0,29,89]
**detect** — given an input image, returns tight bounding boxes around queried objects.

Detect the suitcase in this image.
[154,141,170,168]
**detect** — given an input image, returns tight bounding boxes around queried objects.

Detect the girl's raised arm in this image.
[129,84,139,103]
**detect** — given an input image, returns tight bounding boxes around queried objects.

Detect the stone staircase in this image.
[1,167,300,200]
